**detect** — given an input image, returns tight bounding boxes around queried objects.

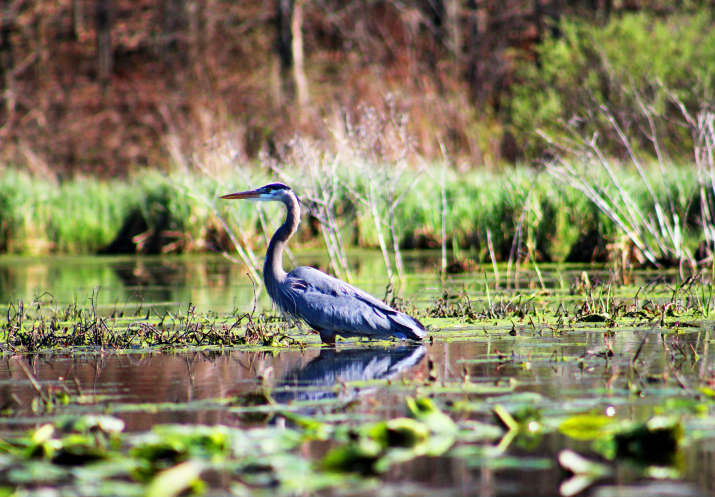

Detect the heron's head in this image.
[220,183,292,202]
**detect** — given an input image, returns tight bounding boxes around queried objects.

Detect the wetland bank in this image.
[0,255,713,497]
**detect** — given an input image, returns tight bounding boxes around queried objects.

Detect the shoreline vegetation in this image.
[1,269,712,352]
[0,164,707,268]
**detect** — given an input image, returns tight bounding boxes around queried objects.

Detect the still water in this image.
[0,254,713,496]
[0,253,428,313]
[0,252,688,312]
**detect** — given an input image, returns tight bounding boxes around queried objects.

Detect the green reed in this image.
[0,164,702,268]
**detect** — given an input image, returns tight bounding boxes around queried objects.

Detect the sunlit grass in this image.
[0,164,704,268]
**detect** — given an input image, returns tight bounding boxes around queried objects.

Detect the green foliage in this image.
[0,171,133,254]
[559,414,684,479]
[613,416,683,465]
[0,401,458,495]
[559,413,618,441]
[512,9,715,158]
[322,398,456,475]
[0,164,705,266]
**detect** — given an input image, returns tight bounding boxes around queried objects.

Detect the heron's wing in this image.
[288,267,392,311]
[285,266,425,339]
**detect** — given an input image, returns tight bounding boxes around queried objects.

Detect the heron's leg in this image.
[318,330,336,346]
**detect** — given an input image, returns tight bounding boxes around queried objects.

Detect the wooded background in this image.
[0,1,711,175]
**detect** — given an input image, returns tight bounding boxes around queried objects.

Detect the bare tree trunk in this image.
[427,0,461,76]
[95,0,113,83]
[0,0,15,128]
[444,0,460,62]
[188,0,200,64]
[162,0,187,65]
[548,0,564,37]
[599,0,613,17]
[270,51,283,108]
[422,0,444,71]
[72,0,84,40]
[0,2,12,89]
[291,0,308,111]
[274,0,309,111]
[466,0,482,101]
[534,0,544,43]
[276,0,293,97]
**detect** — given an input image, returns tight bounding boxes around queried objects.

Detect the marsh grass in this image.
[0,171,133,254]
[0,163,706,277]
[542,94,712,272]
[425,274,715,331]
[8,102,707,293]
[3,271,713,352]
[0,298,295,352]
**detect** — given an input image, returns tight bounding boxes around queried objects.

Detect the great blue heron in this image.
[220,183,426,344]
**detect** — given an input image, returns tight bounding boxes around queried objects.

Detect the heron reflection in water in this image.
[272,345,426,405]
[221,183,426,344]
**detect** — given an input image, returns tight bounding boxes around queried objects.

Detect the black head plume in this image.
[262,183,291,193]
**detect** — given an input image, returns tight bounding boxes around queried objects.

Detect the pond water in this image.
[0,254,713,496]
[0,252,688,313]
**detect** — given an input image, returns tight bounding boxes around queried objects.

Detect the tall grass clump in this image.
[48,178,135,253]
[401,168,601,264]
[688,110,715,258]
[164,131,274,285]
[0,171,133,254]
[267,139,355,282]
[540,90,705,269]
[131,171,216,253]
[232,103,427,288]
[546,150,700,268]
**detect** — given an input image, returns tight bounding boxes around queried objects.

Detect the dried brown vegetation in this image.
[0,0,698,175]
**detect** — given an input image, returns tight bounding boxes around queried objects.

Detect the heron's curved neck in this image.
[264,192,300,286]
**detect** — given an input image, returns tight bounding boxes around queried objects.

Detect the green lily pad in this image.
[559,414,618,441]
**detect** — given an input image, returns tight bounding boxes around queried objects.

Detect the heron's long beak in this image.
[219,189,260,200]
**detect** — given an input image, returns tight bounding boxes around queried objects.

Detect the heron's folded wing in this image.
[289,266,395,312]
[286,267,424,338]
[290,286,394,335]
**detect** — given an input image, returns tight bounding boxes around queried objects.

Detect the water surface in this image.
[0,254,712,496]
